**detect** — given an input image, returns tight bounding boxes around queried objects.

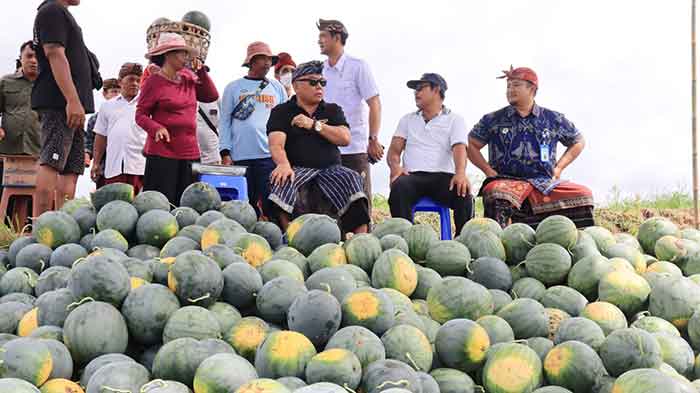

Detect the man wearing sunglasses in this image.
[387,73,473,235]
[267,61,370,236]
[318,18,382,213]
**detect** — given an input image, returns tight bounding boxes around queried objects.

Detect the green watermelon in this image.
[382,324,433,372]
[260,259,304,284]
[477,315,515,345]
[91,228,129,252]
[287,290,342,349]
[325,326,386,369]
[361,359,421,393]
[85,360,150,393]
[467,256,512,292]
[273,247,309,278]
[208,301,242,334]
[566,255,613,301]
[497,298,548,339]
[457,229,506,260]
[553,316,605,351]
[580,301,628,335]
[540,285,588,317]
[305,348,362,389]
[193,353,257,393]
[404,224,439,261]
[253,221,284,251]
[196,210,227,227]
[48,244,87,269]
[200,218,246,251]
[543,340,607,393]
[168,250,223,307]
[162,305,221,343]
[180,182,222,214]
[434,319,490,372]
[137,210,179,248]
[222,263,263,310]
[15,243,52,274]
[344,233,383,272]
[526,337,554,362]
[127,244,160,260]
[584,226,617,253]
[32,211,81,249]
[172,206,200,228]
[91,183,134,210]
[121,283,180,345]
[35,265,70,297]
[638,217,681,255]
[234,378,292,393]
[307,243,347,273]
[153,337,234,387]
[71,206,97,236]
[79,353,135,387]
[68,255,130,306]
[536,215,577,249]
[604,243,647,274]
[413,267,442,300]
[489,289,513,313]
[371,249,418,296]
[429,368,475,393]
[35,288,73,327]
[501,223,536,265]
[461,217,503,237]
[182,10,212,30]
[653,332,694,377]
[633,314,681,337]
[655,236,699,265]
[427,276,493,324]
[341,287,395,336]
[221,200,257,231]
[649,276,700,331]
[306,267,356,305]
[372,217,413,239]
[256,276,307,324]
[511,277,546,301]
[0,268,37,296]
[160,236,199,260]
[598,269,650,315]
[0,338,53,386]
[225,317,270,362]
[424,240,471,276]
[287,214,341,256]
[570,230,602,262]
[133,190,170,215]
[611,368,680,393]
[599,328,662,376]
[235,233,274,268]
[255,330,317,378]
[525,243,572,286]
[62,300,128,365]
[482,343,543,393]
[380,234,410,254]
[96,200,139,237]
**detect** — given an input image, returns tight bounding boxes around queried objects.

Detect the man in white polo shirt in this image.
[90,62,146,192]
[318,18,383,209]
[387,73,473,234]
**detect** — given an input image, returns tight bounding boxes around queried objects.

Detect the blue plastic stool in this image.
[199,174,248,202]
[412,197,452,240]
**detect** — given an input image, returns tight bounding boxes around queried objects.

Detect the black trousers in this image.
[388,171,474,234]
[143,155,196,207]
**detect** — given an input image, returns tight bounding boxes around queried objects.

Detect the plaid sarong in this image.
[268,165,367,216]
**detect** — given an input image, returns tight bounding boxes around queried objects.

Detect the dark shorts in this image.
[38,110,85,175]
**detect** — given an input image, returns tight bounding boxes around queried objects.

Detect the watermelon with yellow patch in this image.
[193,352,258,393]
[0,337,53,386]
[482,342,543,393]
[604,243,647,274]
[225,317,270,362]
[579,301,627,335]
[305,348,362,389]
[435,318,490,372]
[201,218,246,251]
[598,269,651,316]
[341,287,395,336]
[287,214,341,257]
[654,235,697,264]
[325,326,386,369]
[543,340,607,393]
[546,308,571,340]
[234,378,291,393]
[427,276,494,324]
[234,233,273,268]
[638,217,681,255]
[307,244,347,273]
[32,211,81,249]
[136,209,180,248]
[610,368,678,393]
[371,249,418,297]
[40,379,84,393]
[17,308,38,337]
[254,330,317,379]
[649,276,700,331]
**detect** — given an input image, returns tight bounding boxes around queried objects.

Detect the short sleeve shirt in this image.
[323,53,379,155]
[0,72,41,155]
[94,94,146,178]
[469,104,582,193]
[266,97,349,169]
[32,0,94,113]
[393,107,467,174]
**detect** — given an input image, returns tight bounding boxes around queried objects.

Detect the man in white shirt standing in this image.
[318,18,382,210]
[197,100,221,165]
[91,62,146,192]
[386,73,473,234]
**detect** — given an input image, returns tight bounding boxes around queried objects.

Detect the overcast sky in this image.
[1,1,692,203]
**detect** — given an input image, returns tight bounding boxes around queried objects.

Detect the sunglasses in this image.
[296,78,327,87]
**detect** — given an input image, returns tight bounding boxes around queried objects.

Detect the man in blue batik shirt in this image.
[467,66,594,228]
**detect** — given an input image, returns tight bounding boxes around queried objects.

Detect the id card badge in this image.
[540,144,550,162]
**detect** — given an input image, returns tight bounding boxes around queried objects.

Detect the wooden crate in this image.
[2,155,38,187]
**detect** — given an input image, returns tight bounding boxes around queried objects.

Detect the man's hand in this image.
[291,114,314,130]
[449,173,471,197]
[155,128,171,143]
[221,155,233,166]
[0,127,5,141]
[553,166,563,180]
[66,99,86,130]
[84,152,92,168]
[90,163,102,182]
[191,57,203,72]
[485,168,498,178]
[270,164,295,187]
[389,165,409,185]
[368,138,384,162]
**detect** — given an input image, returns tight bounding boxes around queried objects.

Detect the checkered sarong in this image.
[268,165,366,216]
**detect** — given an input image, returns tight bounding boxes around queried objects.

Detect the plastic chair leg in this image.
[439,208,452,240]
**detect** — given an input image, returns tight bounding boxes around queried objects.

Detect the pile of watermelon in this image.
[2,182,700,393]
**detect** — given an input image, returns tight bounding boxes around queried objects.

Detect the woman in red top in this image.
[136,33,219,205]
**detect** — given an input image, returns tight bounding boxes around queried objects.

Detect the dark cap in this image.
[407,73,448,93]
[292,60,324,82]
[317,19,348,36]
[118,62,143,80]
[102,78,119,91]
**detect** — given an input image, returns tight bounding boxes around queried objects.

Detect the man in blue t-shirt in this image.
[219,41,287,218]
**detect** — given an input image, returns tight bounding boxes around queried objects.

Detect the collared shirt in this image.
[266,96,349,169]
[469,103,582,193]
[323,53,379,155]
[219,77,287,161]
[394,106,467,174]
[94,94,146,178]
[0,71,41,155]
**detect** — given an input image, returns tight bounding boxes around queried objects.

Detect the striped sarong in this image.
[268,165,367,216]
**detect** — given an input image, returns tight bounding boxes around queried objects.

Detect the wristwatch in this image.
[368,135,378,141]
[313,120,323,132]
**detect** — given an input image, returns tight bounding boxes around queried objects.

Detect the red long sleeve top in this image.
[135,67,219,160]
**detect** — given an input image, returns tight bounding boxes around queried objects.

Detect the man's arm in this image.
[450,143,470,197]
[0,78,5,140]
[319,123,351,146]
[91,133,106,180]
[554,137,586,179]
[467,137,497,177]
[367,95,383,161]
[268,131,295,186]
[43,43,84,129]
[218,84,235,165]
[386,136,407,184]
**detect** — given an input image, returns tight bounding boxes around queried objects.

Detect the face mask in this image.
[280,72,293,88]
